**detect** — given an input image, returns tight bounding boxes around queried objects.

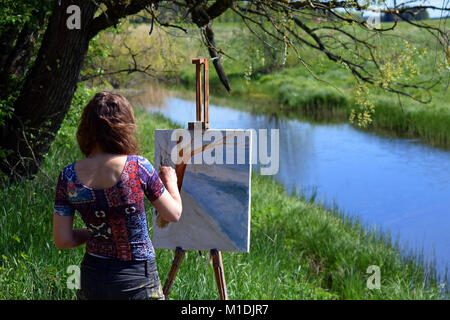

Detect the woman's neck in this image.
[87,146,109,158]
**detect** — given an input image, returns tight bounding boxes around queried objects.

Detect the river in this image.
[126,84,450,281]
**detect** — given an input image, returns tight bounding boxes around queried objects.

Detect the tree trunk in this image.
[0,0,97,179]
[0,22,44,100]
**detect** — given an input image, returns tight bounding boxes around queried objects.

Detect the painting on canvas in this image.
[153,128,252,252]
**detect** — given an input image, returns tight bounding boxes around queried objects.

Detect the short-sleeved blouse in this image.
[53,155,165,261]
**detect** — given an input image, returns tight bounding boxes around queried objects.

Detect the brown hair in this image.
[76,91,139,156]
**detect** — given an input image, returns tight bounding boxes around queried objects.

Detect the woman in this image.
[53,91,182,300]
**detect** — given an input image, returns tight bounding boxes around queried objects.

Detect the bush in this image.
[52,84,95,151]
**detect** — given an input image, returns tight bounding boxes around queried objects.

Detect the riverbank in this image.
[174,18,450,149]
[86,20,450,149]
[175,67,450,150]
[0,85,446,299]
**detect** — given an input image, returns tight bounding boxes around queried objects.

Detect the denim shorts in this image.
[76,253,164,300]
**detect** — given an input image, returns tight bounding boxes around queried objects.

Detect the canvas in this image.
[153,128,252,252]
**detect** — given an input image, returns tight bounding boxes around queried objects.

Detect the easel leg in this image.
[210,249,228,300]
[163,247,185,299]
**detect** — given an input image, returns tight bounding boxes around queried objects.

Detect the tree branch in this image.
[89,0,158,39]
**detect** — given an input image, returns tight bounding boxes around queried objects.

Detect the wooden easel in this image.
[162,58,228,300]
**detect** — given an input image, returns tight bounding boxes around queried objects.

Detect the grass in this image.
[0,85,447,299]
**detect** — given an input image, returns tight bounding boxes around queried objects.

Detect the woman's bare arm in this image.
[52,215,89,249]
[151,166,182,222]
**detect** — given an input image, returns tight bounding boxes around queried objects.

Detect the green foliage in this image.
[0,0,54,167]
[0,87,20,170]
[0,0,52,34]
[81,33,114,82]
[349,82,375,128]
[52,84,96,151]
[0,0,33,33]
[0,94,16,127]
[82,19,185,88]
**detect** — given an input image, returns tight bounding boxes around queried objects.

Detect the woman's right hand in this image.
[152,166,183,224]
[159,166,178,190]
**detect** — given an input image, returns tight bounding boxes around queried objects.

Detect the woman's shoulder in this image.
[129,155,156,174]
[128,154,152,165]
[58,161,77,182]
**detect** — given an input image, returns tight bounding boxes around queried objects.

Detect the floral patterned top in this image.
[54,155,165,261]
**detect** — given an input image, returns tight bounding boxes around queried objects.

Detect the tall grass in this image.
[0,86,446,299]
